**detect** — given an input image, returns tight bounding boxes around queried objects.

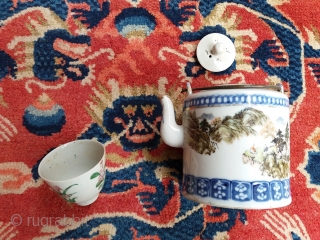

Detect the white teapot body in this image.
[161,84,291,209]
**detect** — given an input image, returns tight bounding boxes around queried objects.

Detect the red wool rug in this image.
[0,0,319,239]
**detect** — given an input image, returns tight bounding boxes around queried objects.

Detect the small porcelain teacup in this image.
[38,140,106,206]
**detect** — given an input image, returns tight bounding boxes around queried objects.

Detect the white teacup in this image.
[38,140,106,206]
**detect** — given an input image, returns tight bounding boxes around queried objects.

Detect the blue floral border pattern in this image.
[183,174,291,202]
[183,94,289,110]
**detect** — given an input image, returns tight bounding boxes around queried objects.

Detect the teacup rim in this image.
[38,139,105,183]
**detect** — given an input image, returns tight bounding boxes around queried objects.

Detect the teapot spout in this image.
[160,96,184,148]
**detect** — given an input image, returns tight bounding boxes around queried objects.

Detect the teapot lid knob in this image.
[211,42,226,55]
[196,33,236,72]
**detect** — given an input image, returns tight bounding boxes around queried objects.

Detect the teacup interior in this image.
[39,140,104,181]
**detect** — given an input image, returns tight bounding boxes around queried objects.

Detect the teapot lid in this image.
[196,33,236,72]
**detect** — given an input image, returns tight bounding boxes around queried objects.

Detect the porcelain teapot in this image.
[160,83,291,209]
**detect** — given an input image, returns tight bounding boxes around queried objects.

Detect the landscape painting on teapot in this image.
[184,105,289,179]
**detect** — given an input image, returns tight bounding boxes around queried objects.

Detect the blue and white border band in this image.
[183,94,289,110]
[182,174,291,202]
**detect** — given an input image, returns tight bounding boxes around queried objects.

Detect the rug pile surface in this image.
[0,0,319,239]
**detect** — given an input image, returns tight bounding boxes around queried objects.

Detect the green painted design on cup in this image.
[52,184,78,203]
[90,161,105,190]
